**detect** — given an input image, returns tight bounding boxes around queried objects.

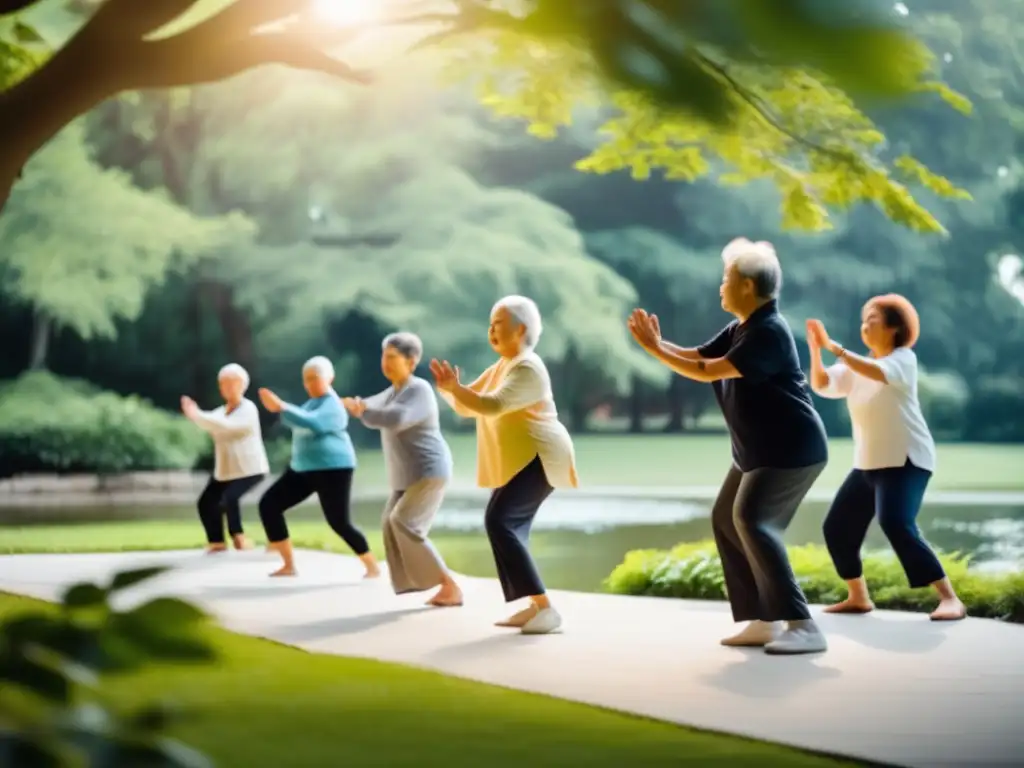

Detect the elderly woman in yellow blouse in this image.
[431,295,578,635]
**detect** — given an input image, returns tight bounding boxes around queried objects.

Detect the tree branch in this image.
[84,0,201,39]
[133,32,371,89]
[692,50,867,167]
[0,0,45,15]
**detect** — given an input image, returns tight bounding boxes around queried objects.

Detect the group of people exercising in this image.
[182,237,966,653]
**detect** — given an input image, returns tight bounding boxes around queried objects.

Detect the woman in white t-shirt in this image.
[807,294,965,622]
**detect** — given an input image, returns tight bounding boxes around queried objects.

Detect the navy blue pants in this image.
[485,456,553,602]
[823,460,945,588]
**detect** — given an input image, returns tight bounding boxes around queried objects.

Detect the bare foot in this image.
[495,604,538,628]
[205,544,228,555]
[362,567,381,580]
[824,598,874,614]
[232,535,253,551]
[269,566,297,578]
[427,587,464,607]
[930,598,967,621]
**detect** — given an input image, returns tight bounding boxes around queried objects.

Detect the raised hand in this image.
[341,396,366,417]
[429,359,460,393]
[180,395,198,418]
[628,308,661,350]
[258,387,283,413]
[805,319,828,349]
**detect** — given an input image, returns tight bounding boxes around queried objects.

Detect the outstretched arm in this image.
[280,397,347,434]
[360,385,434,431]
[446,363,544,417]
[189,407,255,439]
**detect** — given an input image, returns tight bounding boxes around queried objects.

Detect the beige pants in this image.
[381,477,449,594]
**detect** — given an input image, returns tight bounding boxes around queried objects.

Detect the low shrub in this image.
[604,540,1024,623]
[0,372,207,477]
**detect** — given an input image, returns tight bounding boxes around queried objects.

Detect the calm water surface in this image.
[2,497,1021,593]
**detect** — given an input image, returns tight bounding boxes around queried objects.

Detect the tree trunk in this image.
[628,374,644,433]
[208,280,256,376]
[28,309,51,371]
[664,375,686,433]
[0,37,120,211]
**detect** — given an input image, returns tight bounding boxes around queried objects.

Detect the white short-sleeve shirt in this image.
[813,347,936,472]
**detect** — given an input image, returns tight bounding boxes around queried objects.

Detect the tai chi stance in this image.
[629,238,829,655]
[807,295,965,621]
[432,295,577,635]
[257,356,380,579]
[181,363,269,553]
[343,332,463,607]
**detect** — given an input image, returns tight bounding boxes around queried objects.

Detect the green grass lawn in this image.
[351,433,1024,492]
[0,521,432,557]
[0,594,858,768]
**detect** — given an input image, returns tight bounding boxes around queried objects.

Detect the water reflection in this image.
[2,496,1021,591]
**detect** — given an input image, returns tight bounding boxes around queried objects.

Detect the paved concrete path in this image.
[0,549,1021,768]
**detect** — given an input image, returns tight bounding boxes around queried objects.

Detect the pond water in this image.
[3,495,1022,593]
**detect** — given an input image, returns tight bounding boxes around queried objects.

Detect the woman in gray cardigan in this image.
[343,332,463,607]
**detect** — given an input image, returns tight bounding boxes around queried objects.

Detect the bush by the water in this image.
[605,541,1024,623]
[0,372,207,476]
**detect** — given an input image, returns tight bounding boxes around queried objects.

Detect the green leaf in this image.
[109,566,170,592]
[62,583,108,609]
[119,597,207,626]
[109,737,214,768]
[13,22,45,45]
[107,599,214,663]
[0,730,62,768]
[0,649,71,703]
[128,702,186,733]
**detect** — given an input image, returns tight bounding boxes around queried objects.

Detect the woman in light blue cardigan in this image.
[257,355,380,579]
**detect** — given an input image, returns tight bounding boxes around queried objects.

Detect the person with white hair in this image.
[256,355,380,579]
[181,363,269,553]
[430,295,578,635]
[628,238,830,655]
[342,332,462,607]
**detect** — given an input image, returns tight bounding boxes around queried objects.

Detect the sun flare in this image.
[311,0,378,26]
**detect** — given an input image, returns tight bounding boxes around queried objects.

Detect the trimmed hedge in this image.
[604,540,1024,624]
[0,372,207,477]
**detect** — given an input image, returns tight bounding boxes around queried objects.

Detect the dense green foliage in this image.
[0,372,207,477]
[0,1,1020,446]
[0,567,214,766]
[605,540,1024,623]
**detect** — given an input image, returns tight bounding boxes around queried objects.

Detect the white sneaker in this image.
[521,607,562,635]
[764,622,828,655]
[720,620,782,647]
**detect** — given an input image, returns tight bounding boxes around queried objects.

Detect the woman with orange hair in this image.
[806,295,965,621]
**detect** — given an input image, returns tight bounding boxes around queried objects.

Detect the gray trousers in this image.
[381,477,449,594]
[711,462,826,623]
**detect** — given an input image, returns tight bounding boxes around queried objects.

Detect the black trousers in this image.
[197,474,264,545]
[257,467,369,555]
[823,459,945,588]
[712,462,825,623]
[485,455,553,602]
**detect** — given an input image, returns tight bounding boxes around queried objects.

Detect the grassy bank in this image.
[348,434,1023,492]
[0,593,859,768]
[605,541,1024,623]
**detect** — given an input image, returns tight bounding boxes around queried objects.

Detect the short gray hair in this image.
[382,332,423,363]
[302,355,335,382]
[217,363,250,393]
[492,295,543,351]
[721,238,782,299]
